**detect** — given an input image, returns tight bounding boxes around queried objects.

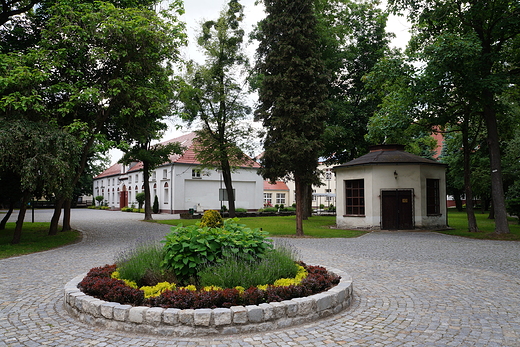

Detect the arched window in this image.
[164,182,169,204]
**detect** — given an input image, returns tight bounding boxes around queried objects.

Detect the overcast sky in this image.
[108,0,411,164]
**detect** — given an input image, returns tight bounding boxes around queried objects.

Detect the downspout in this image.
[170,163,174,214]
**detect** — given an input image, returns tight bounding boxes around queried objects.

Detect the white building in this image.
[334,144,448,230]
[93,133,263,213]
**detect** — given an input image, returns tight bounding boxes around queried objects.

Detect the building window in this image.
[164,182,169,204]
[325,188,333,201]
[325,169,332,180]
[264,193,272,206]
[163,169,168,179]
[312,189,317,201]
[276,193,286,204]
[192,169,201,179]
[345,179,364,216]
[427,179,440,215]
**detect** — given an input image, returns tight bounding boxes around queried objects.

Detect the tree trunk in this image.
[143,161,153,220]
[463,124,479,232]
[453,189,463,212]
[488,201,495,220]
[0,200,15,230]
[61,198,72,231]
[12,192,31,244]
[294,176,304,236]
[302,183,312,220]
[482,91,510,234]
[221,160,236,218]
[49,196,65,235]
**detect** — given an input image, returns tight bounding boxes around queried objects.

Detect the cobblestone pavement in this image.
[1,209,520,347]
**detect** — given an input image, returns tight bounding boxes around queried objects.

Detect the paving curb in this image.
[64,268,353,337]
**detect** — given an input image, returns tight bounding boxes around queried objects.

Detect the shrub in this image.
[235,208,248,213]
[161,218,272,282]
[262,207,278,213]
[115,240,175,287]
[153,195,159,213]
[198,245,298,289]
[95,195,104,206]
[199,210,223,228]
[121,206,133,212]
[135,192,145,209]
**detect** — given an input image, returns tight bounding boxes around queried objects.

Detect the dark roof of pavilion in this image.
[334,144,447,169]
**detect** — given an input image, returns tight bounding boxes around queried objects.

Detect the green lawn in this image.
[0,222,81,259]
[156,210,520,241]
[441,209,520,241]
[154,215,367,238]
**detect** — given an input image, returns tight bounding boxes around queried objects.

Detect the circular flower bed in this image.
[78,261,340,309]
[64,212,354,335]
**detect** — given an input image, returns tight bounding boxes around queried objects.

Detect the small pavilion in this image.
[334,145,448,230]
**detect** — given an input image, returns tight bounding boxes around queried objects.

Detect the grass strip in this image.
[439,209,520,241]
[0,222,81,259]
[154,215,366,238]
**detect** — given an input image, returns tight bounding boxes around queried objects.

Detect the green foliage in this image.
[152,195,159,214]
[199,209,223,228]
[506,183,520,224]
[235,208,247,213]
[115,240,174,287]
[177,0,254,217]
[198,245,298,288]
[95,196,104,206]
[135,192,145,209]
[161,218,273,282]
[317,0,392,163]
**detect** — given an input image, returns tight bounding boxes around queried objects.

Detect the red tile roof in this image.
[264,181,289,191]
[95,132,260,178]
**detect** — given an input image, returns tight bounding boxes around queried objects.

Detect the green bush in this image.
[135,192,145,209]
[115,241,174,287]
[153,195,159,214]
[235,208,248,213]
[262,207,278,213]
[199,210,223,228]
[161,218,272,282]
[198,245,298,288]
[121,206,133,212]
[95,195,104,206]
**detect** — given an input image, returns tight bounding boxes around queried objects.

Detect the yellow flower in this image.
[140,282,176,298]
[203,285,222,291]
[180,285,197,291]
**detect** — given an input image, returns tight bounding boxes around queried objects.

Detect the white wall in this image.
[335,164,447,230]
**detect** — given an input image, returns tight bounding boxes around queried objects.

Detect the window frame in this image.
[426,178,441,216]
[345,179,365,216]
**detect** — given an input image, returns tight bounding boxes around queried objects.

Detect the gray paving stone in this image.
[1,209,520,346]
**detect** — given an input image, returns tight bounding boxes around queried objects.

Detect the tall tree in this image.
[0,120,80,244]
[317,0,392,164]
[254,0,328,236]
[178,0,253,218]
[2,0,187,234]
[387,0,520,234]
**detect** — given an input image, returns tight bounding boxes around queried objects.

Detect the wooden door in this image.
[381,190,413,230]
[120,185,128,208]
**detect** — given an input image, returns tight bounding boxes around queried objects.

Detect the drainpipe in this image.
[170,163,174,214]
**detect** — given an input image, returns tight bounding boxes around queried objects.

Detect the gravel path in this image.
[1,209,519,346]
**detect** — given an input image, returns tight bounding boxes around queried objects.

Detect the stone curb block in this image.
[64,266,353,337]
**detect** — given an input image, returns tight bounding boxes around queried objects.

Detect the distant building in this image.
[263,181,290,207]
[93,133,263,213]
[334,144,448,230]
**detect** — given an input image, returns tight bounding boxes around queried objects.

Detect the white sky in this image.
[107,0,411,164]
